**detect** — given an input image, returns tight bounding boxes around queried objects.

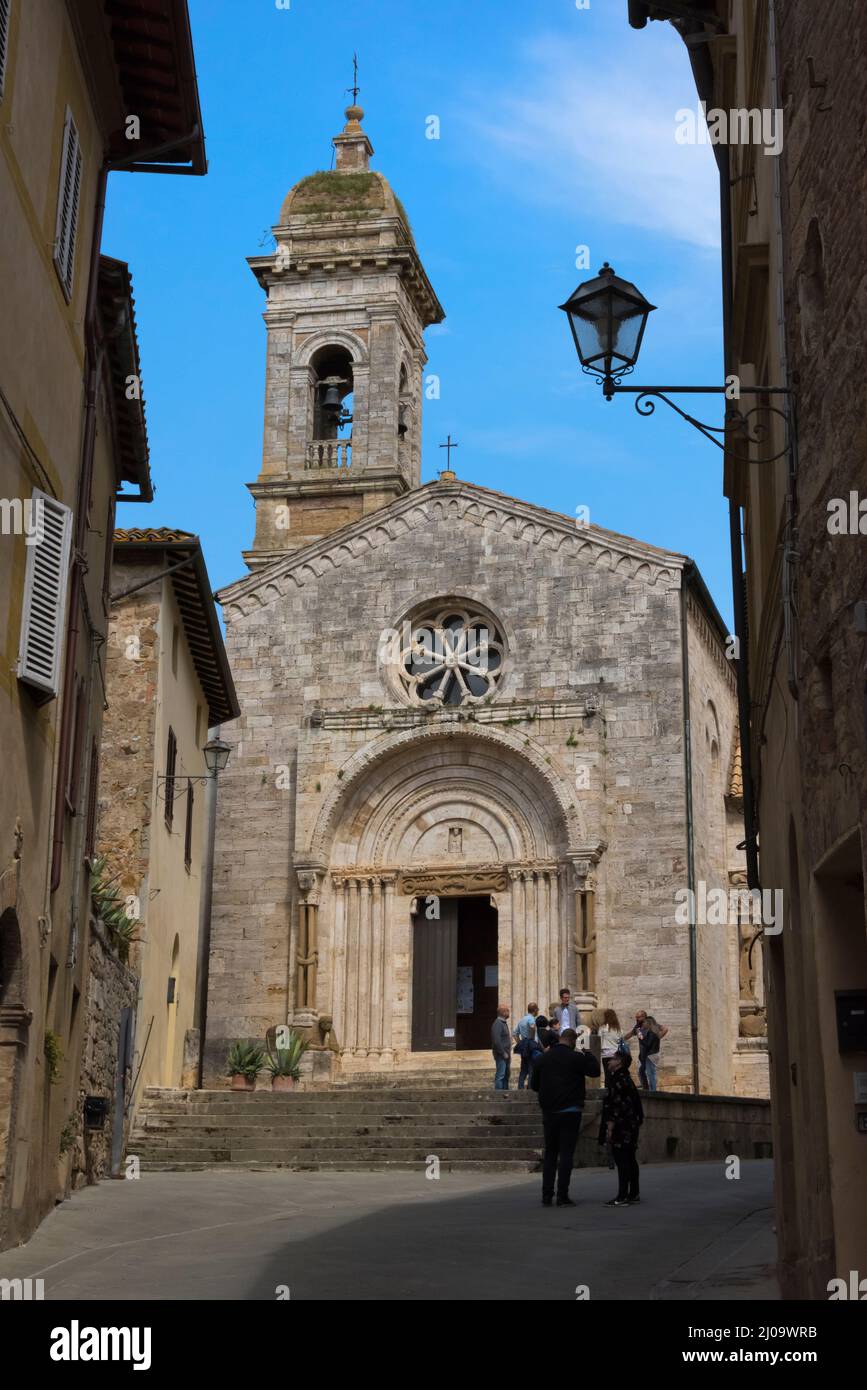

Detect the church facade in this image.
[204,104,768,1098]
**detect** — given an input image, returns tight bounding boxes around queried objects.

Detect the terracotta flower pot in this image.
[231,1073,256,1091]
[271,1075,295,1093]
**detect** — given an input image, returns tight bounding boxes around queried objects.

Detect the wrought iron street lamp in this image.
[203,736,231,776]
[559,263,656,393]
[559,262,793,463]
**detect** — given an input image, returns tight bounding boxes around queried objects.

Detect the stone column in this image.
[294,869,322,1028]
[369,876,383,1056]
[520,871,534,1011]
[345,877,360,1055]
[569,858,598,1021]
[380,874,397,1063]
[509,869,524,1017]
[330,875,347,1052]
[539,868,553,1011]
[357,877,371,1057]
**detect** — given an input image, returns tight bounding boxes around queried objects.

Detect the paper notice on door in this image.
[443,1028,455,1038]
[484,965,498,988]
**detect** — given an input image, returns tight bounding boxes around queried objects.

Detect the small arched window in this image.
[311,345,354,441]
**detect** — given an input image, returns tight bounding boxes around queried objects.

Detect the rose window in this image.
[397,606,505,706]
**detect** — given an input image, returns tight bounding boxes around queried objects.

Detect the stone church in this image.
[204,102,769,1098]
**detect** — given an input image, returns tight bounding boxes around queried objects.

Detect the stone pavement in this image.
[0,1160,778,1301]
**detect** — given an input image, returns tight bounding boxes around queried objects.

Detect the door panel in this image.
[411,900,458,1051]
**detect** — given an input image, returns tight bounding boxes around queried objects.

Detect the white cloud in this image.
[463,32,721,250]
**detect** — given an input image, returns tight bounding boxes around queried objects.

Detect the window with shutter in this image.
[84,738,99,859]
[53,107,83,301]
[17,489,73,698]
[165,728,177,829]
[0,1,11,104]
[184,778,194,869]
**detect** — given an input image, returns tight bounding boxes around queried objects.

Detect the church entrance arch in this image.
[305,727,598,1072]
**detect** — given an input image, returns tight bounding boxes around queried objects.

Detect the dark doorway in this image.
[456,897,499,1049]
[411,896,498,1052]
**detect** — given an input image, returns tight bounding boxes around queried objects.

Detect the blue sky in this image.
[106,0,732,623]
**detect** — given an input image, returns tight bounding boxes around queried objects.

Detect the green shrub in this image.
[226,1040,265,1079]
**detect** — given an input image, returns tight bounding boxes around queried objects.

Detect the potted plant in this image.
[226,1040,264,1091]
[265,1029,310,1092]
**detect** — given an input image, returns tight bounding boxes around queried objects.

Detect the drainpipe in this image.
[768,0,800,702]
[678,22,761,894]
[681,566,701,1094]
[193,728,220,1088]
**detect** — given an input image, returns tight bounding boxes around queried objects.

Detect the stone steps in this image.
[134,1156,541,1167]
[129,1085,555,1174]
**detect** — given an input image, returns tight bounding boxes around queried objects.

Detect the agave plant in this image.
[265,1029,310,1080]
[90,856,140,963]
[226,1040,265,1080]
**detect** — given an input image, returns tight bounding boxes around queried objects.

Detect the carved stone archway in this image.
[294,729,604,1067]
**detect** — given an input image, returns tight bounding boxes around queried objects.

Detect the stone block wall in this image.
[70,915,137,1188]
[206,484,742,1091]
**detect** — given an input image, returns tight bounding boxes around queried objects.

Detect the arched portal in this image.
[301,731,595,1070]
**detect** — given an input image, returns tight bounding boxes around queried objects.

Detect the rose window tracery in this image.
[396,605,505,706]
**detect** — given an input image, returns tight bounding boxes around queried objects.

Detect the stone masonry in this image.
[204,103,766,1099]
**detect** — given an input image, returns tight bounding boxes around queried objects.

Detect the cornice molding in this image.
[219,482,685,616]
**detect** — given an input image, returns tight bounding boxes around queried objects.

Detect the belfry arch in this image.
[292,729,604,1070]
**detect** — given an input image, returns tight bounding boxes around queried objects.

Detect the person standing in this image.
[601,1050,644,1206]
[491,1005,512,1090]
[553,988,580,1032]
[513,1002,540,1090]
[598,1008,627,1082]
[530,1027,601,1207]
[625,1010,668,1091]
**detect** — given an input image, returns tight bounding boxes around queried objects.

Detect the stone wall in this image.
[71,915,138,1188]
[207,483,744,1093]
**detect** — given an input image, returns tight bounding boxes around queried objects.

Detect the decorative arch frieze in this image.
[306,722,586,865]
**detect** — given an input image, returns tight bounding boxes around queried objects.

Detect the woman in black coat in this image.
[600,1051,644,1206]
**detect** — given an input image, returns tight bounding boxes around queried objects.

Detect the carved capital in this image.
[296,869,322,904]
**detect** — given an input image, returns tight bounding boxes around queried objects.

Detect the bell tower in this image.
[244,101,445,568]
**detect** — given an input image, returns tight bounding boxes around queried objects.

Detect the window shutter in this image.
[165,728,177,828]
[17,489,73,697]
[184,778,194,868]
[53,107,83,301]
[85,737,99,859]
[0,1,11,103]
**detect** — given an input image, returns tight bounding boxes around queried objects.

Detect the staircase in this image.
[128,1082,579,1173]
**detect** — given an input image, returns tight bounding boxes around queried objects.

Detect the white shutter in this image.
[17,490,73,697]
[53,107,82,301]
[0,1,11,103]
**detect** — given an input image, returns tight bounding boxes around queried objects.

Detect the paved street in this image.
[0,1160,777,1301]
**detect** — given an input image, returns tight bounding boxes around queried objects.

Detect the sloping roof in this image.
[115,527,195,544]
[71,1,206,174]
[113,530,239,725]
[218,477,689,612]
[98,257,152,502]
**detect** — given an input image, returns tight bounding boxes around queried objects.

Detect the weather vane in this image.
[346,52,360,104]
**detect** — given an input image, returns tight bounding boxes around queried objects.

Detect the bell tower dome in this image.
[244,102,445,568]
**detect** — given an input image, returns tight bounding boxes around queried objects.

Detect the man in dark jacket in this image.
[491,1005,512,1090]
[530,1027,601,1206]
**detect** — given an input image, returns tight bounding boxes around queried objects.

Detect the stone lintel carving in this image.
[401,864,510,896]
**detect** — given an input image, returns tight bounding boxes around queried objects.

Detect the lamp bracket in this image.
[604,385,793,464]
